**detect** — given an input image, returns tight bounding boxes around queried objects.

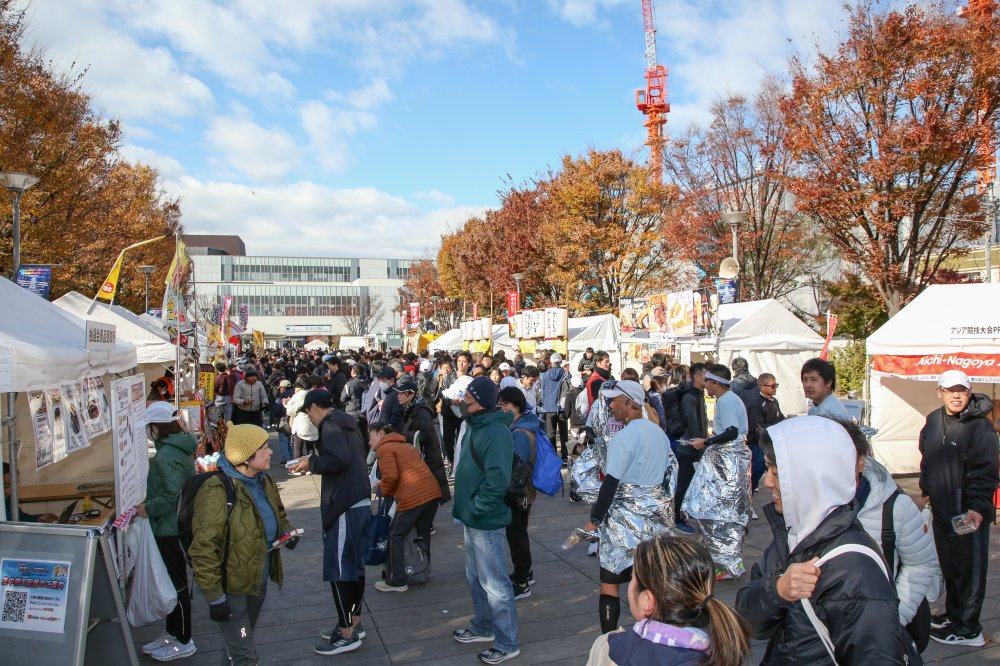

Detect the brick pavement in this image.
[132,439,1000,664]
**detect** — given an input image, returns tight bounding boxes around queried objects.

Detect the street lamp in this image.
[0,172,40,278]
[721,211,749,262]
[137,265,156,314]
[0,171,38,521]
[511,272,524,297]
[430,295,442,328]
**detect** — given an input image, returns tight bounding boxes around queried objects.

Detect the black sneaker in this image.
[453,628,495,643]
[508,571,534,587]
[930,613,951,630]
[314,633,362,655]
[479,647,520,664]
[930,625,985,647]
[512,582,531,600]
[319,624,365,641]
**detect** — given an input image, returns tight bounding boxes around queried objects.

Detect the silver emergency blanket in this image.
[681,440,752,576]
[570,393,625,503]
[570,445,603,503]
[599,482,675,575]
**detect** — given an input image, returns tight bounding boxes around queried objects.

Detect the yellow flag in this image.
[96,252,125,301]
[165,238,191,289]
[94,235,167,302]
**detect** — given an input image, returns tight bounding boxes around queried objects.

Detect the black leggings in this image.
[155,535,192,644]
[330,579,366,629]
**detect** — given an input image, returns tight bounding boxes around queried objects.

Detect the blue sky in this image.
[18,0,847,259]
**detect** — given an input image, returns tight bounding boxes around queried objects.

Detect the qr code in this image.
[2,591,27,623]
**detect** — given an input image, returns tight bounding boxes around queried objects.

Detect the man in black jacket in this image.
[324,356,348,410]
[398,380,452,504]
[674,362,708,523]
[743,372,784,492]
[292,390,372,656]
[736,416,905,664]
[919,369,999,647]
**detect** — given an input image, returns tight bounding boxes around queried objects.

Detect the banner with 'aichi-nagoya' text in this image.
[872,353,1000,383]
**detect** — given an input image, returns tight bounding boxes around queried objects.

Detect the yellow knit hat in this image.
[224,422,269,465]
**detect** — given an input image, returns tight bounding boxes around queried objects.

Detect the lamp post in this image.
[137,265,156,314]
[0,171,39,521]
[430,295,441,328]
[721,211,749,263]
[511,272,524,298]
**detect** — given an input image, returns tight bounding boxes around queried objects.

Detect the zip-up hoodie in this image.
[918,392,999,523]
[539,366,566,414]
[453,407,513,530]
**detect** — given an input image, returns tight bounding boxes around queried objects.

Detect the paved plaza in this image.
[132,436,1000,665]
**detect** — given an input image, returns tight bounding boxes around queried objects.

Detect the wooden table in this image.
[18,483,115,508]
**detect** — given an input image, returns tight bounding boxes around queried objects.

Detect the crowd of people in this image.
[129,343,998,666]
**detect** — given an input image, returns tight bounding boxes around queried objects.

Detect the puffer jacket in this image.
[189,463,293,602]
[144,432,197,537]
[857,457,941,625]
[377,434,442,511]
[918,392,999,523]
[285,388,318,441]
[232,379,268,412]
[735,501,905,665]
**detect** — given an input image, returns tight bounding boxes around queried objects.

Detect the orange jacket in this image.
[377,434,442,512]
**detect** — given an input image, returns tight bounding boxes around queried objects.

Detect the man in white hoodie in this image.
[736,416,907,664]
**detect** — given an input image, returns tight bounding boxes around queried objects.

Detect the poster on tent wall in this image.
[81,376,112,439]
[58,382,89,455]
[647,294,669,334]
[871,353,1000,383]
[666,291,696,337]
[111,376,150,523]
[619,297,650,333]
[27,391,55,470]
[44,388,69,464]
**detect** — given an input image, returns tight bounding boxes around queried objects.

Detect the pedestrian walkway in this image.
[132,442,1000,664]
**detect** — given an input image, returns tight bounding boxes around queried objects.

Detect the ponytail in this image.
[702,596,751,666]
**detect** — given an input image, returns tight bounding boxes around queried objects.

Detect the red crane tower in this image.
[636,0,669,181]
[966,0,998,195]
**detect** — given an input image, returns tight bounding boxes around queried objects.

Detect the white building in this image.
[185,236,415,338]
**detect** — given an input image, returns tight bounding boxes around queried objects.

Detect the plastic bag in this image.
[365,497,392,566]
[126,517,178,627]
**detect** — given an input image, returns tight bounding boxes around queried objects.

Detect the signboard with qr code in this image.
[0,558,71,634]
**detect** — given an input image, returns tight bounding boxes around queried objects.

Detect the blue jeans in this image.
[277,431,293,461]
[463,525,519,652]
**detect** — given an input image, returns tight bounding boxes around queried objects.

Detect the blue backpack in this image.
[516,426,563,497]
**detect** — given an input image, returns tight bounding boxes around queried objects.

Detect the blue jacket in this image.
[510,411,541,464]
[539,366,566,414]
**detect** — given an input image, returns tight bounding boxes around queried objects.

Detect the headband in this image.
[705,371,731,385]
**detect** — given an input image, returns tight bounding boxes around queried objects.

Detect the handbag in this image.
[364,497,392,566]
[801,543,922,665]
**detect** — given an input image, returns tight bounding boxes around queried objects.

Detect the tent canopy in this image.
[55,291,175,365]
[716,299,825,351]
[0,279,136,392]
[304,339,329,351]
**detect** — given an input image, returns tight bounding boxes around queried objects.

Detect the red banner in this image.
[409,302,420,329]
[872,353,1000,382]
[400,311,408,331]
[472,302,479,319]
[819,313,839,360]
[507,291,519,319]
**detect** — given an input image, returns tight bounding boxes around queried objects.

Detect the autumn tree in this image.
[398,258,461,330]
[663,78,824,299]
[782,0,1000,315]
[0,1,180,313]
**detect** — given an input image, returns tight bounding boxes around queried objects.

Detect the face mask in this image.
[458,402,472,418]
[379,381,390,392]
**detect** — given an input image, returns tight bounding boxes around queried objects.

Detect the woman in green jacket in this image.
[136,401,198,662]
[189,422,295,666]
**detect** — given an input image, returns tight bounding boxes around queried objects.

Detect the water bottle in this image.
[560,532,582,550]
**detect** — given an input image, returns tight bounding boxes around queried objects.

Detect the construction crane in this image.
[635,0,669,181]
[962,0,998,195]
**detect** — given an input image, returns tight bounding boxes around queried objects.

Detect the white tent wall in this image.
[427,327,463,353]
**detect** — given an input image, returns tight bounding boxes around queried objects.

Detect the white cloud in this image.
[119,145,187,180]
[301,79,394,173]
[415,190,457,207]
[168,176,482,258]
[547,0,630,27]
[205,117,301,181]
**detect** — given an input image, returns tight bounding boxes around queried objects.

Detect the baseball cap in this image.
[301,388,334,411]
[498,362,511,371]
[602,379,645,405]
[321,354,334,362]
[279,379,292,388]
[145,401,180,424]
[396,379,418,393]
[377,367,398,380]
[937,369,971,390]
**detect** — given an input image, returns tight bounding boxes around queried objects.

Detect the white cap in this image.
[145,401,179,424]
[550,353,563,363]
[419,359,432,372]
[602,379,645,406]
[937,369,971,390]
[498,362,511,371]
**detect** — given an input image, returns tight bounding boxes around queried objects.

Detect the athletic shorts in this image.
[599,565,633,585]
[322,505,371,583]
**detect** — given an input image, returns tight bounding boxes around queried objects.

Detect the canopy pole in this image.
[5,392,18,520]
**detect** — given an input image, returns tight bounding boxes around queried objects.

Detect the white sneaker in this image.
[142,630,172,655]
[151,637,197,662]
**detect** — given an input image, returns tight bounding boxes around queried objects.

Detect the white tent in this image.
[866,284,1000,474]
[0,279,136,392]
[304,339,329,351]
[674,299,824,415]
[55,291,175,365]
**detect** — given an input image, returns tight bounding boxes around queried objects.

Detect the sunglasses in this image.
[761,383,779,388]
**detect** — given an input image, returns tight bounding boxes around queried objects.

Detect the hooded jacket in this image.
[401,399,452,503]
[308,410,371,529]
[918,392,999,524]
[453,407,513,530]
[285,388,318,441]
[376,433,442,511]
[539,366,567,414]
[678,383,707,452]
[857,457,940,625]
[735,416,905,665]
[145,432,198,537]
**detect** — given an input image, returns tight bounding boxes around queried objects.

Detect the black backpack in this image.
[881,489,932,653]
[468,434,532,509]
[177,471,237,585]
[661,386,686,439]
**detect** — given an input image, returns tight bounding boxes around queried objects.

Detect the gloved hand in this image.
[284,536,299,551]
[209,599,231,622]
